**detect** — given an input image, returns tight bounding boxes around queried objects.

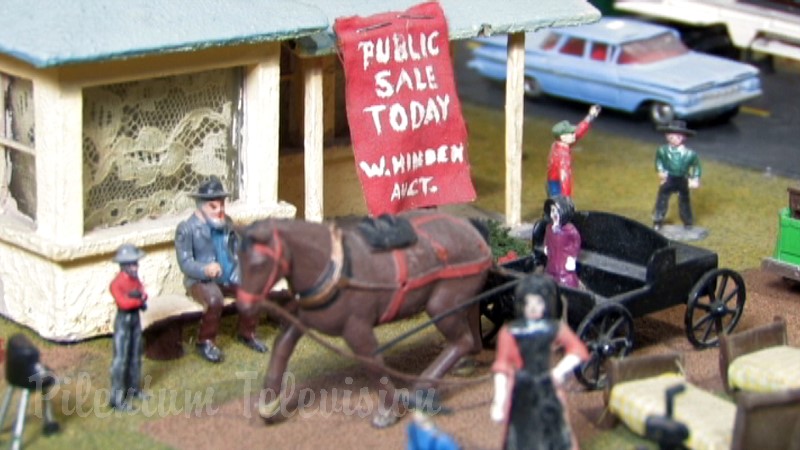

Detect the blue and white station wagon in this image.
[467,17,762,125]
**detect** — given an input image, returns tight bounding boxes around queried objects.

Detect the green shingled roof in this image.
[0,0,599,68]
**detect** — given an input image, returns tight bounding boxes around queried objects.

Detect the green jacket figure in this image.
[652,120,701,230]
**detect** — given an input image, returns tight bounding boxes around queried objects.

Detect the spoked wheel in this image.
[685,268,746,348]
[575,303,634,390]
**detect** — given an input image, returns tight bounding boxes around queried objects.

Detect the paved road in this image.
[454,42,800,180]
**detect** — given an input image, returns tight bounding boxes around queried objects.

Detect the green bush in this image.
[487,219,531,261]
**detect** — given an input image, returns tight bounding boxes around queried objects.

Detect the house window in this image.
[82,69,243,231]
[0,73,36,221]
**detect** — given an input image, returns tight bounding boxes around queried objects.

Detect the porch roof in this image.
[0,0,599,68]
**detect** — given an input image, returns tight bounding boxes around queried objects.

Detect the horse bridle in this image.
[237,227,290,306]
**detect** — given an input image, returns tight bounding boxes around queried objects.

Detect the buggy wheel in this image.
[685,268,746,348]
[480,290,515,348]
[574,303,634,390]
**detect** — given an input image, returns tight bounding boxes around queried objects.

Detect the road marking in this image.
[741,106,771,117]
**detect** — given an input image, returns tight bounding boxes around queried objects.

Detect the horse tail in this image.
[468,218,490,244]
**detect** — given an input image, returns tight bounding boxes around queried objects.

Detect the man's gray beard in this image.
[207,216,225,229]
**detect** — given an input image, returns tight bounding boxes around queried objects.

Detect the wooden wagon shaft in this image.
[372,278,520,356]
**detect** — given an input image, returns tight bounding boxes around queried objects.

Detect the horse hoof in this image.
[371,410,399,428]
[258,397,282,422]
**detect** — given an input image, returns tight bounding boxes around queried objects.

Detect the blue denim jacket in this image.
[174,212,240,290]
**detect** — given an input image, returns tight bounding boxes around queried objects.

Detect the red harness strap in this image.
[378,215,491,324]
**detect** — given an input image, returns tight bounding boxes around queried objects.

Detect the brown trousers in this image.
[189,282,259,343]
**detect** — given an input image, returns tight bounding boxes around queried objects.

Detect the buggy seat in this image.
[570,211,672,296]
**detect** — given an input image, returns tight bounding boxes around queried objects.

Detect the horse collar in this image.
[295,225,348,309]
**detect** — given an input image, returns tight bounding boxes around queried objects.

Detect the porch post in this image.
[34,76,83,242]
[303,57,324,222]
[242,42,281,206]
[505,32,526,226]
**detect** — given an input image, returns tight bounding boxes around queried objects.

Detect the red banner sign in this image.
[334,1,476,215]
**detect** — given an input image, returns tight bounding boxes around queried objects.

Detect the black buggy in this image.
[481,210,746,389]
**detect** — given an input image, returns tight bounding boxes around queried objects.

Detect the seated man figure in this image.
[175,177,268,363]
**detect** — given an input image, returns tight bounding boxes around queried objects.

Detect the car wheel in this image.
[523,77,541,98]
[648,102,674,126]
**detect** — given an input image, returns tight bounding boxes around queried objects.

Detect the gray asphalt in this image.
[454,42,800,180]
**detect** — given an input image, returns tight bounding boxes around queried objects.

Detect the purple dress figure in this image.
[543,196,581,288]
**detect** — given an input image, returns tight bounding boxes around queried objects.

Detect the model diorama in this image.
[546,105,601,197]
[543,196,581,288]
[481,205,746,388]
[490,274,587,450]
[236,210,493,428]
[3,1,784,449]
[652,120,702,231]
[109,244,148,411]
[175,177,268,363]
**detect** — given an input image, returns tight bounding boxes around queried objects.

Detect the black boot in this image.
[196,340,224,363]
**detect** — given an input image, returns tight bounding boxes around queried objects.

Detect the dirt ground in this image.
[118,268,797,450]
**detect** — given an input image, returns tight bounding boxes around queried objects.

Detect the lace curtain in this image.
[82,69,241,231]
[1,74,36,220]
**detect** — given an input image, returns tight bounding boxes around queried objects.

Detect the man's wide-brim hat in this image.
[552,120,577,137]
[113,244,145,264]
[657,120,695,136]
[190,176,230,200]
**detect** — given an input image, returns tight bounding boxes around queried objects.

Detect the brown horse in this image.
[236,210,492,427]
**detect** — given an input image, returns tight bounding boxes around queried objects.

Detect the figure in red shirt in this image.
[109,244,148,411]
[547,105,601,197]
[490,275,588,450]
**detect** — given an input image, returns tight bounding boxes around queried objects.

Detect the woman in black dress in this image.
[490,275,588,450]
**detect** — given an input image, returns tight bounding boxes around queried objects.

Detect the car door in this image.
[538,35,588,100]
[575,41,620,107]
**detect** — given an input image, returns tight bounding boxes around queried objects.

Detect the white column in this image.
[303,58,324,222]
[241,43,281,206]
[34,76,83,242]
[505,32,525,227]
[0,76,8,211]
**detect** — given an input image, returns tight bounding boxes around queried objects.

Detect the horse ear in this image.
[240,220,273,243]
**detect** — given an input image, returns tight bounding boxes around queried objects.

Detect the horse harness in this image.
[241,216,492,321]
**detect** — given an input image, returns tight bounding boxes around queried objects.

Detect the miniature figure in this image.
[652,120,701,230]
[490,275,588,450]
[547,104,601,197]
[109,244,148,410]
[543,196,581,288]
[175,177,267,363]
[406,409,460,450]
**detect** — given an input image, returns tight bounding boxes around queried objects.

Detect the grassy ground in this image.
[2,102,796,449]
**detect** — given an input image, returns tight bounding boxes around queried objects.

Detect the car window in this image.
[559,37,586,57]
[618,32,688,64]
[540,32,561,51]
[590,43,609,61]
